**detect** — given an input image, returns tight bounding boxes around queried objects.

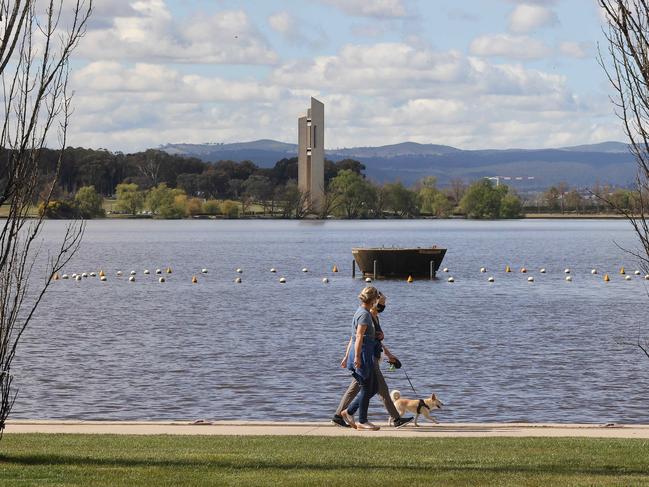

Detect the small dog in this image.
[389,390,443,427]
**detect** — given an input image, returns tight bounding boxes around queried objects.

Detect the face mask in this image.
[376,303,385,313]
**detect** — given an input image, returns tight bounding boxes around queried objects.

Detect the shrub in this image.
[220,200,240,218]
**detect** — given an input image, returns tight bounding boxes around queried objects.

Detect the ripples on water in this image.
[11,219,649,423]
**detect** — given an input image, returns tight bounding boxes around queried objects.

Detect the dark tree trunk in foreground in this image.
[0,0,91,436]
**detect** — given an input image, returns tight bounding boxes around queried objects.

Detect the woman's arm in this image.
[382,343,394,360]
[353,324,367,369]
[340,336,353,368]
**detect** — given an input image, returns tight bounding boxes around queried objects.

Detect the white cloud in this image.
[470,34,551,60]
[269,12,293,35]
[78,2,277,65]
[559,41,592,59]
[66,37,618,152]
[509,4,558,33]
[320,0,408,18]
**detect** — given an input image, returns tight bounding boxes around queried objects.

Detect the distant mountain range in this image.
[159,139,636,189]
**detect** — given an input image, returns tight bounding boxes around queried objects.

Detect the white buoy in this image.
[564,269,570,274]
[279,277,287,283]
[201,269,208,274]
[144,269,150,275]
[100,276,107,282]
[234,277,241,283]
[591,269,597,274]
[480,267,486,273]
[302,268,308,273]
[488,276,494,282]
[117,271,122,277]
[129,276,135,282]
[71,273,78,279]
[365,277,372,283]
[645,275,649,280]
[540,268,546,273]
[635,270,641,275]
[75,275,82,281]
[156,269,162,274]
[82,272,88,278]
[566,275,572,282]
[130,270,136,276]
[322,277,329,283]
[443,268,449,273]
[62,274,69,279]
[448,277,455,283]
[90,272,96,277]
[236,268,243,274]
[528,276,534,282]
[270,268,277,273]
[625,275,632,281]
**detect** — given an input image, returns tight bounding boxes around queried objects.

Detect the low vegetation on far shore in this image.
[3,147,638,220]
[1,434,648,486]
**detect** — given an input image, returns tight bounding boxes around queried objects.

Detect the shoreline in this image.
[6,420,649,438]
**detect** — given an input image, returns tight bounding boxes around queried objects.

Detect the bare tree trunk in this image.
[0,0,91,436]
[599,0,649,358]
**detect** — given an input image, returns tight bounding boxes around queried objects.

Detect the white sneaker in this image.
[356,422,380,431]
[341,410,356,429]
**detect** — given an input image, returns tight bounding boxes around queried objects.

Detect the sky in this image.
[65,0,619,152]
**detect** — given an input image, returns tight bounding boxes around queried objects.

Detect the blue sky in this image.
[68,0,618,151]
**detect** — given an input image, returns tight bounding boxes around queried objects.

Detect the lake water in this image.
[11,219,649,424]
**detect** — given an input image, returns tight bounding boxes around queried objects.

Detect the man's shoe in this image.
[393,416,414,428]
[331,415,351,428]
[356,421,380,431]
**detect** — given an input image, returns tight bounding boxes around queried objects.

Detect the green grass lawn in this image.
[0,435,648,486]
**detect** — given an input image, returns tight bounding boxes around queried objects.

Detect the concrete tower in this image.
[298,97,324,213]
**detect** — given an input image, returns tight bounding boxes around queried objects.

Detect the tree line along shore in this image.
[2,146,638,220]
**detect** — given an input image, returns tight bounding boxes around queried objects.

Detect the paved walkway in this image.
[5,421,649,438]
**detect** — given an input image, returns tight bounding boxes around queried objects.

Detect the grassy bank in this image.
[0,434,648,486]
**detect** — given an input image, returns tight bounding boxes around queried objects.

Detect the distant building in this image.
[298,97,324,212]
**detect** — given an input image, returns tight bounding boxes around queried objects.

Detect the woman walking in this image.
[338,286,381,430]
[332,292,413,429]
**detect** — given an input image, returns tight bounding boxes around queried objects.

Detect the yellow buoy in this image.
[620,267,625,275]
[332,265,338,273]
[166,267,172,274]
[520,267,527,273]
[192,276,198,284]
[604,274,610,282]
[53,273,60,280]
[407,275,413,283]
[505,265,511,273]
[99,270,105,278]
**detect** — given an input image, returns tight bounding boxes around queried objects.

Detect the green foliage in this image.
[329,169,376,218]
[500,193,523,219]
[74,185,105,218]
[383,181,419,217]
[202,199,221,215]
[418,177,452,217]
[145,183,187,218]
[38,200,77,219]
[115,183,144,216]
[220,200,240,218]
[460,179,521,219]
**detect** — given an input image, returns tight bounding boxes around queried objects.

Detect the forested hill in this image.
[160,140,635,188]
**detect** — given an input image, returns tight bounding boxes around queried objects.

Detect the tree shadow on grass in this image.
[0,454,646,478]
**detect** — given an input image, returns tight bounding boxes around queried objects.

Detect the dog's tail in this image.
[390,390,401,402]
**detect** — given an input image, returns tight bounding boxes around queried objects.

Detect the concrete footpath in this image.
[5,421,649,438]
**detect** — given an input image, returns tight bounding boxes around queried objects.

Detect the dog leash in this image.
[402,367,418,396]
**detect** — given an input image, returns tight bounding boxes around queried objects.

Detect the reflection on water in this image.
[11,219,649,423]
